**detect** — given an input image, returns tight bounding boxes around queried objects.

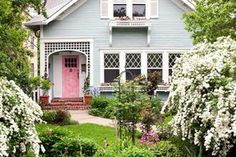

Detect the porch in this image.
[42,98,90,110]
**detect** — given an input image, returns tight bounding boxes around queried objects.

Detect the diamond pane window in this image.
[169,53,181,76]
[104,53,120,83]
[169,53,181,68]
[104,54,119,68]
[148,53,162,68]
[126,53,141,68]
[147,53,163,82]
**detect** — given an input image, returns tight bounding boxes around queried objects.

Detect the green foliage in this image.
[42,110,72,125]
[40,79,52,95]
[183,0,236,44]
[37,124,118,147]
[39,128,98,157]
[147,71,162,95]
[89,96,118,118]
[95,140,154,157]
[0,0,44,94]
[122,146,154,157]
[154,140,183,157]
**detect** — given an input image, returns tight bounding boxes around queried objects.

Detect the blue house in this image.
[26,0,194,103]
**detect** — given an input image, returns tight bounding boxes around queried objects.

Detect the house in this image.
[24,9,40,102]
[25,0,194,104]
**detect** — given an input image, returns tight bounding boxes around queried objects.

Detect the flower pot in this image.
[84,95,92,106]
[40,96,49,106]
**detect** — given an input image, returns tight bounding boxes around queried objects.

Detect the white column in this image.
[100,51,104,84]
[141,51,147,77]
[39,41,45,97]
[120,51,126,82]
[162,51,169,83]
[90,40,94,86]
[127,0,132,18]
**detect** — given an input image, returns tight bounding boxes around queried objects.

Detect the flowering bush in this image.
[162,37,236,156]
[0,78,43,156]
[141,129,160,145]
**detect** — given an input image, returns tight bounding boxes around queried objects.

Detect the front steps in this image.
[41,98,90,110]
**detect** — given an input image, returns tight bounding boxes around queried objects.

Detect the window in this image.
[31,63,34,76]
[126,53,141,80]
[147,53,162,82]
[104,54,120,83]
[133,4,146,17]
[65,58,77,68]
[114,4,127,17]
[169,53,181,76]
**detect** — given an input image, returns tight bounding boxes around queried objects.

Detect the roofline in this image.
[181,0,195,10]
[25,0,194,28]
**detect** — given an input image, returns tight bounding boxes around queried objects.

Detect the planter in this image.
[84,95,92,106]
[40,96,49,106]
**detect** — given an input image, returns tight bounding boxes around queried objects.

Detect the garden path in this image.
[69,110,115,127]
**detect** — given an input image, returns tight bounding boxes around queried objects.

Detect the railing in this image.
[109,20,151,28]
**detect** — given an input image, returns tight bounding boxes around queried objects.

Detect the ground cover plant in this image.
[37,123,118,147]
[162,37,236,157]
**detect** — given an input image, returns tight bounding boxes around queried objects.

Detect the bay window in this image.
[104,54,120,83]
[125,53,141,80]
[147,53,162,82]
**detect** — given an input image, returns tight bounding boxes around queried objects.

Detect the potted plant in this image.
[39,79,52,106]
[83,77,93,106]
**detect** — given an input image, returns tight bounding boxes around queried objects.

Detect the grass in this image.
[37,123,119,146]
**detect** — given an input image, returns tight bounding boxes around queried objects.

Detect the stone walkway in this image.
[69,110,115,127]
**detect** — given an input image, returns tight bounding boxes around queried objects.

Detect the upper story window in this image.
[133,4,145,17]
[114,4,127,17]
[100,0,158,19]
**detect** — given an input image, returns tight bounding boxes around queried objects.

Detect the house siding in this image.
[42,0,193,86]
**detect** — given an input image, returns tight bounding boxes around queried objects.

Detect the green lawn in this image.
[37,123,119,146]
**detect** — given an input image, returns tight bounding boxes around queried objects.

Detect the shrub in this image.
[91,96,110,110]
[0,78,43,157]
[89,97,118,118]
[39,129,66,157]
[122,146,154,157]
[42,111,57,123]
[42,110,72,125]
[80,138,98,157]
[162,37,236,156]
[39,128,97,157]
[154,140,182,157]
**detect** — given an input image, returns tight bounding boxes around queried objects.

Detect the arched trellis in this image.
[47,49,89,78]
[44,41,91,78]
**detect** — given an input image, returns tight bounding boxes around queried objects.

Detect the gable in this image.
[25,0,194,30]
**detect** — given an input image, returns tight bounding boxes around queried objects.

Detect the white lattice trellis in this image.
[169,53,181,68]
[147,53,163,68]
[104,54,119,68]
[44,42,90,73]
[126,53,141,68]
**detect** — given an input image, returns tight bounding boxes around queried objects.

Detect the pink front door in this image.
[62,56,80,98]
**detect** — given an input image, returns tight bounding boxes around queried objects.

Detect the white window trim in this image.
[100,49,186,84]
[104,0,158,20]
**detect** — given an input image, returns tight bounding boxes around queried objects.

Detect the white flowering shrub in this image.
[0,78,43,156]
[162,37,236,156]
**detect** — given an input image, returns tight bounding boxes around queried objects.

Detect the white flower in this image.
[162,37,236,157]
[0,78,43,157]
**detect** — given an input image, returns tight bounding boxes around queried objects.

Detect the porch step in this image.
[41,97,91,110]
[51,98,83,103]
[42,105,89,110]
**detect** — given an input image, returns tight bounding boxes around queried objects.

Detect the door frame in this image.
[62,55,80,98]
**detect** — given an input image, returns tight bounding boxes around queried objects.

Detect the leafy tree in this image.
[183,0,236,44]
[0,0,44,94]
